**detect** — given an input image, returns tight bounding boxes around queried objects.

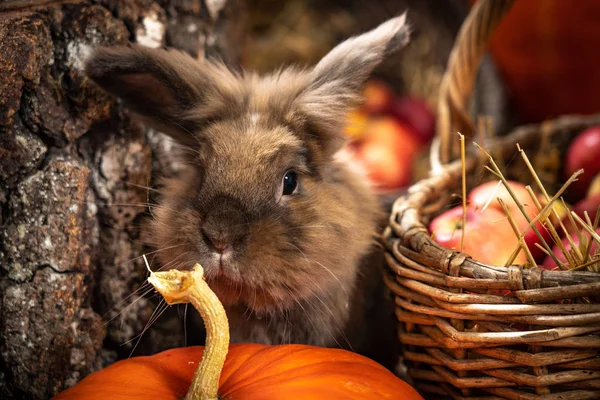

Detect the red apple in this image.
[542,228,600,270]
[355,117,421,189]
[390,97,436,145]
[429,205,527,266]
[358,143,407,189]
[468,180,541,232]
[361,79,394,115]
[469,180,568,261]
[565,126,600,200]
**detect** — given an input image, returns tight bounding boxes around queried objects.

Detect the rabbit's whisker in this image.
[125,298,170,358]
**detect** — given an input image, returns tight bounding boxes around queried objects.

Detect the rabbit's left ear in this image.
[297,13,411,156]
[85,44,240,147]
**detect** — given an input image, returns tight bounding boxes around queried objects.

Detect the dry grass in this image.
[460,139,600,273]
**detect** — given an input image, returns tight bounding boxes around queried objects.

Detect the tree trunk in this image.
[0,1,245,398]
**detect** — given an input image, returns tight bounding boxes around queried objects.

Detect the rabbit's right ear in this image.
[85,45,234,145]
[296,13,411,156]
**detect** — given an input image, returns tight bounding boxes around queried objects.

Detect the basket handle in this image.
[436,0,515,164]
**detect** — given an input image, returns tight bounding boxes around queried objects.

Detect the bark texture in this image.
[0,1,244,398]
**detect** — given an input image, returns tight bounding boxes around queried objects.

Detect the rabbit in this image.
[85,14,410,369]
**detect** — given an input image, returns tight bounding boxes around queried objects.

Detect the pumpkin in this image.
[472,0,600,122]
[53,264,423,400]
[53,343,421,400]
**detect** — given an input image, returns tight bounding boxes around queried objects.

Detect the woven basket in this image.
[383,1,600,399]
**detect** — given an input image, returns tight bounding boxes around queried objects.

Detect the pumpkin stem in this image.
[148,264,229,400]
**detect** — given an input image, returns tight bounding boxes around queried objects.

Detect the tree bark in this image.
[0,1,245,398]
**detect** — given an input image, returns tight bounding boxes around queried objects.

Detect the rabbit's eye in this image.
[282,170,298,196]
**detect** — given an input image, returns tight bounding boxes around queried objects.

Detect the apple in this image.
[542,228,600,270]
[361,79,394,115]
[565,126,600,200]
[343,109,369,141]
[355,117,421,189]
[468,180,541,231]
[391,97,436,145]
[429,205,527,266]
[524,199,569,262]
[467,180,565,261]
[358,143,408,190]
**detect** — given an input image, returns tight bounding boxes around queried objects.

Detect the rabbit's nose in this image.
[201,228,232,253]
[201,196,249,253]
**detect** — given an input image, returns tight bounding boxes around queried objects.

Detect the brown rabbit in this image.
[85,14,410,369]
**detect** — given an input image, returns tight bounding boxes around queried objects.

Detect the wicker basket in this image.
[383,1,600,399]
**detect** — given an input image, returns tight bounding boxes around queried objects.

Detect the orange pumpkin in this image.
[53,264,423,400]
[472,0,600,122]
[53,343,422,400]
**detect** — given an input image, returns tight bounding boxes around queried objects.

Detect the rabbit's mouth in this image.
[200,250,239,280]
[206,275,301,312]
[200,250,314,312]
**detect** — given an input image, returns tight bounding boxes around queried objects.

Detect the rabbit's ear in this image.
[298,13,411,155]
[85,44,235,145]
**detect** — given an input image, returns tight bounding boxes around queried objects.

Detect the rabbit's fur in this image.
[85,14,410,368]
